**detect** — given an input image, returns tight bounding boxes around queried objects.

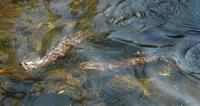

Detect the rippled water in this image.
[0,0,200,106]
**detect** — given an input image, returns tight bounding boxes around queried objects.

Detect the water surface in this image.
[0,0,200,106]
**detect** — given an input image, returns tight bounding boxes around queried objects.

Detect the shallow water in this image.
[0,0,200,106]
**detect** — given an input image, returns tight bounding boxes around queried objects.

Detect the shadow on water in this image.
[0,0,200,106]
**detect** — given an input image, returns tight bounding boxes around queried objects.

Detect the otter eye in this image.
[21,62,27,66]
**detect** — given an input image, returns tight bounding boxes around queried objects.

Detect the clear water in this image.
[0,0,200,106]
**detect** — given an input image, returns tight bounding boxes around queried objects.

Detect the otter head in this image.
[21,61,37,71]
